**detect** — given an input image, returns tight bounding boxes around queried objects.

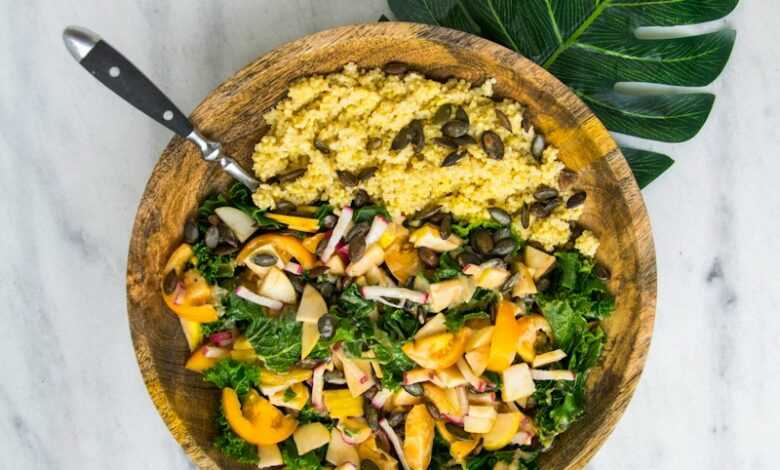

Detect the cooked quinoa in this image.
[251,63,596,254]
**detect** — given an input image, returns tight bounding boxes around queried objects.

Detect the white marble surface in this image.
[1,1,778,468]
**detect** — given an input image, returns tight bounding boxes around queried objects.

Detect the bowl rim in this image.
[126,21,657,469]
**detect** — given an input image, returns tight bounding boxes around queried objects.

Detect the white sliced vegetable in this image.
[475,267,510,289]
[464,416,495,434]
[404,368,435,385]
[531,349,567,368]
[464,326,494,351]
[235,285,284,310]
[346,244,385,277]
[214,206,257,242]
[523,245,556,280]
[284,261,304,275]
[456,359,488,392]
[502,363,536,401]
[467,392,496,405]
[312,364,326,410]
[203,346,228,358]
[427,276,475,313]
[433,367,468,389]
[258,266,298,304]
[455,386,470,417]
[335,464,358,470]
[371,388,393,409]
[379,419,411,470]
[468,405,497,420]
[258,444,283,468]
[511,431,533,446]
[342,355,376,397]
[326,429,360,467]
[360,286,428,304]
[293,422,330,455]
[530,369,576,381]
[365,215,389,245]
[414,313,447,339]
[296,284,328,323]
[321,207,353,262]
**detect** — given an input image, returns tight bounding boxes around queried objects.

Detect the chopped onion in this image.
[283,261,303,275]
[443,414,464,425]
[360,286,428,304]
[371,388,393,409]
[209,330,234,347]
[321,207,353,262]
[365,216,389,245]
[312,363,326,410]
[204,346,228,358]
[456,359,487,392]
[235,285,283,310]
[530,369,575,381]
[373,297,406,309]
[531,349,567,368]
[455,386,469,416]
[379,419,411,470]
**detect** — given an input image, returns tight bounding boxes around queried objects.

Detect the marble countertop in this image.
[2,1,778,468]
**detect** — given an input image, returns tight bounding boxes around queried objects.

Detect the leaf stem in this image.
[542,0,613,69]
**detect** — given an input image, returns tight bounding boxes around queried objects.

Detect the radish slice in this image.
[312,364,326,410]
[365,216,389,245]
[235,286,283,310]
[379,419,411,470]
[371,388,393,409]
[511,431,533,446]
[204,346,228,358]
[172,283,186,305]
[283,262,304,275]
[531,369,576,381]
[335,242,350,262]
[456,359,487,392]
[374,297,407,309]
[443,414,464,425]
[209,331,234,347]
[321,207,353,262]
[360,286,428,304]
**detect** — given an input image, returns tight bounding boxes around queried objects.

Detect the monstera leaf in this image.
[388,0,738,187]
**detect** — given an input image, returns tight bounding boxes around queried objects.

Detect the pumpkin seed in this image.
[410,119,425,152]
[349,235,366,260]
[439,214,452,239]
[418,247,439,268]
[314,138,331,154]
[416,205,442,221]
[536,277,551,292]
[364,403,380,431]
[533,185,559,201]
[492,238,516,257]
[501,271,521,294]
[402,383,424,397]
[205,225,220,248]
[289,275,304,294]
[566,191,587,208]
[446,423,471,440]
[496,109,512,132]
[358,166,378,181]
[345,222,370,242]
[531,134,545,160]
[455,106,469,124]
[383,61,408,75]
[594,264,611,281]
[472,229,494,255]
[452,135,477,146]
[487,206,511,225]
[219,224,238,247]
[337,170,358,187]
[392,124,415,150]
[388,410,406,428]
[442,120,469,138]
[520,203,530,228]
[458,251,482,267]
[252,253,278,267]
[207,214,220,226]
[441,150,465,167]
[163,270,178,294]
[278,168,305,183]
[183,218,199,243]
[494,227,512,241]
[307,266,329,278]
[521,111,533,132]
[433,104,453,125]
[318,314,336,339]
[530,201,551,218]
[434,136,458,148]
[214,245,239,256]
[321,214,337,230]
[366,137,383,151]
[315,236,328,257]
[352,189,370,208]
[544,197,562,213]
[275,199,296,213]
[481,131,505,160]
[426,402,443,420]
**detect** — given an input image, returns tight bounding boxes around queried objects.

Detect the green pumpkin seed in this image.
[314,138,331,154]
[434,136,459,149]
[566,191,587,208]
[337,170,358,187]
[496,109,512,132]
[383,61,408,75]
[433,104,453,125]
[488,207,511,225]
[442,120,469,138]
[277,168,306,183]
[481,131,505,160]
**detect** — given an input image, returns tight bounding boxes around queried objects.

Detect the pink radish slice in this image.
[379,419,411,470]
[335,242,350,262]
[371,388,393,409]
[235,285,283,310]
[283,262,303,275]
[321,207,353,262]
[365,216,389,245]
[204,346,228,358]
[312,363,326,410]
[172,283,186,305]
[360,286,428,304]
[209,331,234,347]
[443,414,464,425]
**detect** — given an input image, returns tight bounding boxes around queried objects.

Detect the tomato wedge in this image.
[486,301,520,372]
[222,388,298,445]
[237,233,316,269]
[402,328,470,370]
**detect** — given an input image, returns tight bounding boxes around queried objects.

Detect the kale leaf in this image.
[378,307,420,342]
[191,242,236,285]
[532,375,587,449]
[444,288,499,330]
[214,409,258,464]
[202,359,261,398]
[297,405,335,428]
[427,251,461,282]
[281,438,323,469]
[353,205,391,223]
[464,450,515,470]
[451,219,502,238]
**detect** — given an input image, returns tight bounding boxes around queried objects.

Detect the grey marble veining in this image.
[1,1,778,469]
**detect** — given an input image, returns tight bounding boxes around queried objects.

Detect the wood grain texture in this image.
[126,23,656,469]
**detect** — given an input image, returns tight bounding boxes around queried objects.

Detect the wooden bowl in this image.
[127,23,656,469]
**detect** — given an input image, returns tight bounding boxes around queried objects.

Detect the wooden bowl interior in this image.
[127,23,656,470]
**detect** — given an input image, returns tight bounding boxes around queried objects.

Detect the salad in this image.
[162,182,614,469]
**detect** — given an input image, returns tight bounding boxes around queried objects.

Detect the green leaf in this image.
[202,359,261,398]
[388,0,738,185]
[191,242,236,285]
[214,409,258,464]
[622,147,675,188]
[280,438,324,469]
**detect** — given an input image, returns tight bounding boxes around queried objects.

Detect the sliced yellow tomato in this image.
[261,368,313,387]
[164,243,194,274]
[516,314,552,363]
[402,328,470,371]
[302,232,327,254]
[422,383,460,417]
[486,301,520,372]
[184,345,220,372]
[179,317,203,352]
[162,245,218,322]
[270,383,310,411]
[450,439,480,463]
[266,213,320,233]
[482,412,523,450]
[358,435,399,470]
[237,234,316,269]
[404,404,435,470]
[384,239,421,285]
[222,388,297,445]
